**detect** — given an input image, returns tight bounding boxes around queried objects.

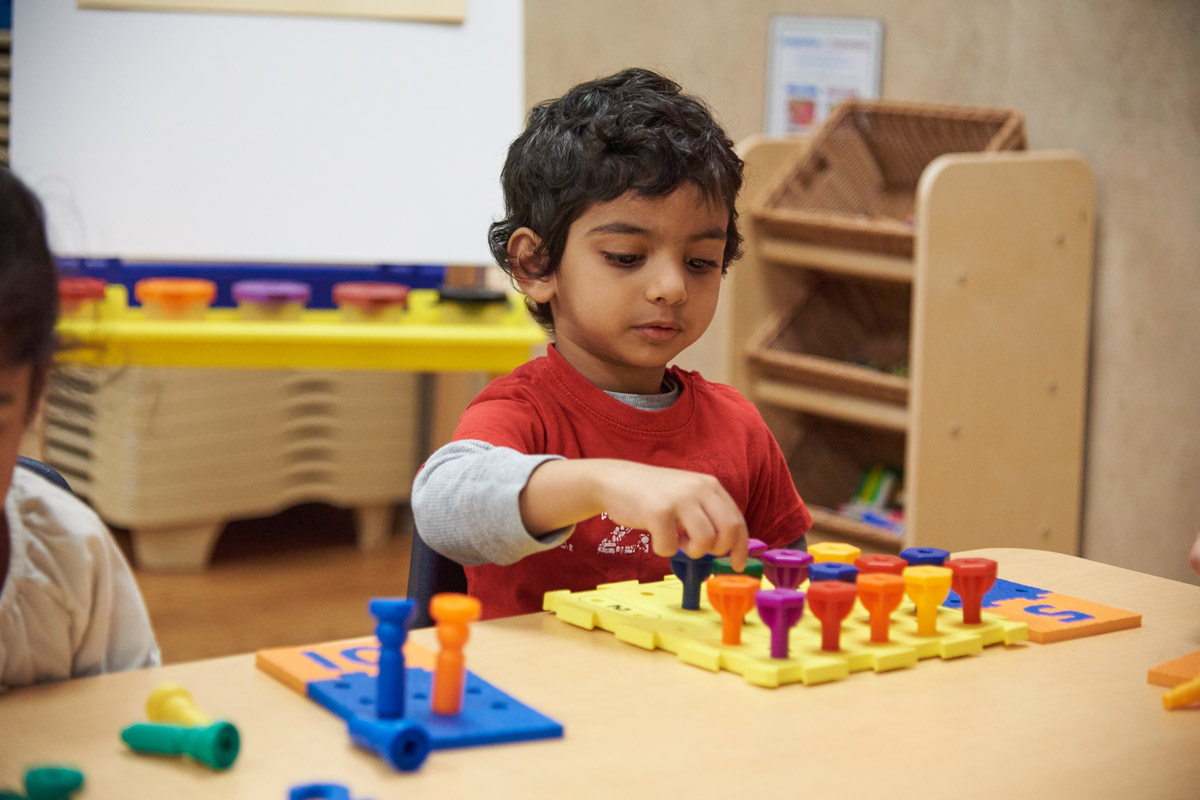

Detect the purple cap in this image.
[232,280,311,304]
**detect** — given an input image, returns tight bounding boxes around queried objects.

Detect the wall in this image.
[12,0,522,264]
[525,0,1200,584]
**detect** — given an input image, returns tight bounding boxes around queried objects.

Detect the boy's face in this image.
[0,360,36,506]
[515,183,728,394]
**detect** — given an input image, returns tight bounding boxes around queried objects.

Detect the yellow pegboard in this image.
[56,285,546,372]
[544,575,1027,688]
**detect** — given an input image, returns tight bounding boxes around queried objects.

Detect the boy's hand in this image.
[520,459,749,570]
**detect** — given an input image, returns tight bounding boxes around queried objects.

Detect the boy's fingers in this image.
[647,517,680,558]
[675,504,718,557]
[704,497,748,571]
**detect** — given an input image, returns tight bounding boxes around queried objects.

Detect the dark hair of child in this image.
[0,169,58,379]
[488,67,745,332]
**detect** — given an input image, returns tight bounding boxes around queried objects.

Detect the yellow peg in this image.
[146,683,212,727]
[808,542,862,564]
[1163,673,1200,710]
[903,566,953,636]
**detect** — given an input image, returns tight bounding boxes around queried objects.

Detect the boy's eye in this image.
[603,252,642,267]
[687,258,720,272]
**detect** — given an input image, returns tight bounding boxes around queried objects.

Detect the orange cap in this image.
[134,278,217,307]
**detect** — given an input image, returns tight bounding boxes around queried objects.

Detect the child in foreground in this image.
[412,68,811,618]
[0,168,160,691]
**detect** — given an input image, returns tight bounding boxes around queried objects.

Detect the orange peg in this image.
[705,574,761,645]
[856,573,907,643]
[904,566,954,636]
[429,593,482,716]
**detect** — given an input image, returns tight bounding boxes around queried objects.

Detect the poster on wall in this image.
[764,16,883,136]
[76,0,466,24]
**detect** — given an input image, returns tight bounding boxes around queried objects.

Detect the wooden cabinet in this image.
[728,136,1094,555]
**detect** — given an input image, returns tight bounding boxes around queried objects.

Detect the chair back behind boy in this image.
[16,455,71,492]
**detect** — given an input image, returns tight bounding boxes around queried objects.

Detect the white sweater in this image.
[0,467,161,692]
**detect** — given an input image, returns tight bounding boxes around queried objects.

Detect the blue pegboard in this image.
[56,257,446,309]
[309,668,563,749]
[943,577,1050,610]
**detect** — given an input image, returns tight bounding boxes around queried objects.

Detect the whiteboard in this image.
[10,0,523,265]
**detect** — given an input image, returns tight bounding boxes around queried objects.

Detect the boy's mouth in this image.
[634,323,680,343]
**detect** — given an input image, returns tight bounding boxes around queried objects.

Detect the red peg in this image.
[855,554,908,576]
[705,574,761,645]
[856,573,906,643]
[806,580,858,652]
[946,557,998,625]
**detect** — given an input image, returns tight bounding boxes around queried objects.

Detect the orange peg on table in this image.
[856,573,907,643]
[429,593,483,716]
[705,574,761,645]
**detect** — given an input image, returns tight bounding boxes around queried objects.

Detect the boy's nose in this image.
[646,260,687,305]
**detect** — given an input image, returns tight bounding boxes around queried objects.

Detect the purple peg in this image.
[756,589,806,659]
[747,538,769,558]
[761,549,814,590]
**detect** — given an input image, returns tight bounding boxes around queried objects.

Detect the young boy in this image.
[412,68,811,618]
[0,168,161,691]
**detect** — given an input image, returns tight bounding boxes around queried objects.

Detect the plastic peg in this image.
[145,683,212,727]
[711,557,764,579]
[289,784,352,800]
[761,549,814,590]
[756,589,806,658]
[23,766,85,800]
[1163,673,1200,710]
[346,716,431,772]
[808,541,862,564]
[807,581,858,652]
[900,547,950,566]
[430,593,482,716]
[904,566,954,636]
[705,574,761,645]
[809,562,858,583]
[855,554,908,576]
[120,721,240,770]
[670,551,716,610]
[856,573,907,643]
[368,598,415,720]
[946,558,998,624]
[747,538,769,558]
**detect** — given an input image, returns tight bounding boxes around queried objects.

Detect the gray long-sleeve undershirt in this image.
[411,382,681,567]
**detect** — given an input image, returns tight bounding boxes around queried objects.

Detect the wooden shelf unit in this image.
[729,136,1095,556]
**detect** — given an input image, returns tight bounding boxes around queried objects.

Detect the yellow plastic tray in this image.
[56,285,546,372]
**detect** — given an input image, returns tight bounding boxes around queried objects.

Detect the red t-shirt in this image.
[453,346,811,618]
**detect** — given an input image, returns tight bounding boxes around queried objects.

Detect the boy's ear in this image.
[507,227,556,304]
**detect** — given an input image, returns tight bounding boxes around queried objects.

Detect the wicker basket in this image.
[781,415,907,550]
[746,278,911,405]
[754,100,1026,257]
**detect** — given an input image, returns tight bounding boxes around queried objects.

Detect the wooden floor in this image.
[114,503,414,665]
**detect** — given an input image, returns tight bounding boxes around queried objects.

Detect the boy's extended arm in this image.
[521,459,748,570]
[411,441,570,566]
[412,442,748,569]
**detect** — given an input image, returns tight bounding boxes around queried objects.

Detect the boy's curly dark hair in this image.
[488,68,744,332]
[0,169,58,368]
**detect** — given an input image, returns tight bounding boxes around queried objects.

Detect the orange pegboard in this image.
[1148,650,1200,689]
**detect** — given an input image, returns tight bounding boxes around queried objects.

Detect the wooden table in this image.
[1,549,1197,799]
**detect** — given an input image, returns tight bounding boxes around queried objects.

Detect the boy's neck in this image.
[551,342,670,395]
